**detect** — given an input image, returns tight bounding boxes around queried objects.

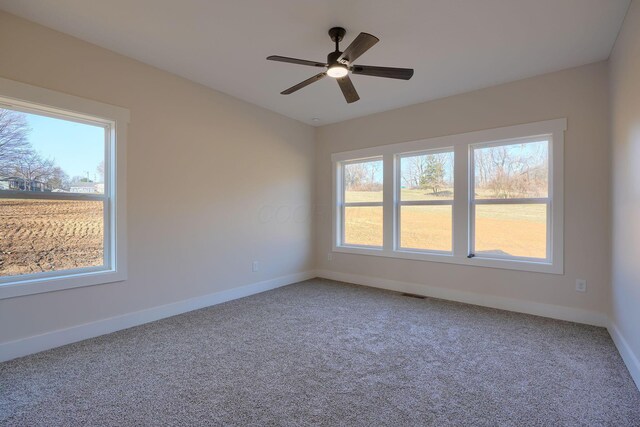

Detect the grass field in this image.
[345,189,547,258]
[0,199,104,277]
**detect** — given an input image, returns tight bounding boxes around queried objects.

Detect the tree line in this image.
[346,144,547,199]
[344,161,383,192]
[474,143,548,198]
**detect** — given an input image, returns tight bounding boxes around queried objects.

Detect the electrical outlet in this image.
[252,261,259,272]
[576,279,587,293]
[327,253,333,261]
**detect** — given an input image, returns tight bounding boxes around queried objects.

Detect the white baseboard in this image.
[608,321,640,391]
[316,269,608,327]
[0,271,315,363]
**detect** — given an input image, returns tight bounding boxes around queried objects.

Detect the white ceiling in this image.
[0,0,630,125]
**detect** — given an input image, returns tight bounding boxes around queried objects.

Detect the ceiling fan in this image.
[267,27,414,104]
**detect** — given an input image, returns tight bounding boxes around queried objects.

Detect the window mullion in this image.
[453,143,469,258]
[337,162,344,247]
[383,153,395,252]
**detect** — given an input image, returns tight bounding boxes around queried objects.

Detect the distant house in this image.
[0,177,51,192]
[69,182,104,194]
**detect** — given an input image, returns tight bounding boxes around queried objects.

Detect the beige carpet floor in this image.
[1,278,639,426]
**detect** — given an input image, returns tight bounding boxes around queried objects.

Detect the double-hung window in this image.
[332,119,565,274]
[470,138,550,261]
[339,158,384,248]
[0,77,128,299]
[397,149,454,253]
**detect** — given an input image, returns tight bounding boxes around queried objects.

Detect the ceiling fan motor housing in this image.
[327,51,344,67]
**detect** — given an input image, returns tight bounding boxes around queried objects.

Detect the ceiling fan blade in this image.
[281,72,327,95]
[267,55,327,68]
[337,33,379,64]
[351,65,414,80]
[336,75,360,103]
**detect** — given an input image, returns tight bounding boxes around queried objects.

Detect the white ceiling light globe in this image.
[327,65,349,78]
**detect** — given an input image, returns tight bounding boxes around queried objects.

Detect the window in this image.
[0,77,128,299]
[398,150,454,253]
[339,158,383,248]
[470,138,550,261]
[332,119,565,274]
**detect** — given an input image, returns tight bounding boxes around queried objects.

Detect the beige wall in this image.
[0,12,316,343]
[610,0,640,367]
[316,62,610,315]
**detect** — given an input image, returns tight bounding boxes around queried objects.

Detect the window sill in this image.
[333,246,562,274]
[0,268,127,300]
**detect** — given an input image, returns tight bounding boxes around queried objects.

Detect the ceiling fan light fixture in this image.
[267,27,412,103]
[327,65,348,78]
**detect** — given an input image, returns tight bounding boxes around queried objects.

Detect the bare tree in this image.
[96,160,105,182]
[344,161,382,191]
[475,143,548,198]
[0,109,31,176]
[474,149,492,187]
[402,155,428,188]
[0,108,74,192]
[12,151,56,191]
[47,166,70,191]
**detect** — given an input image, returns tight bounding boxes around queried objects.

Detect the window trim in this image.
[331,118,565,274]
[0,77,129,299]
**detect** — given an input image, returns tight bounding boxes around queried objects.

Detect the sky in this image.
[25,111,104,180]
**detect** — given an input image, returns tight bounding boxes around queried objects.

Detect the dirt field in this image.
[0,199,104,277]
[344,189,547,258]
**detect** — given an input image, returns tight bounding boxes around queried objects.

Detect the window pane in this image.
[0,199,104,277]
[344,160,383,203]
[400,205,452,252]
[400,151,454,201]
[0,107,105,195]
[474,140,548,199]
[474,204,547,259]
[344,206,382,247]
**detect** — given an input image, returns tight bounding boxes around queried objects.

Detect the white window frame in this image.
[332,118,565,274]
[469,137,552,263]
[396,148,455,255]
[338,157,384,250]
[0,77,129,299]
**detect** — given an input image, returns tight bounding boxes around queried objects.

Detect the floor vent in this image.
[401,293,426,299]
